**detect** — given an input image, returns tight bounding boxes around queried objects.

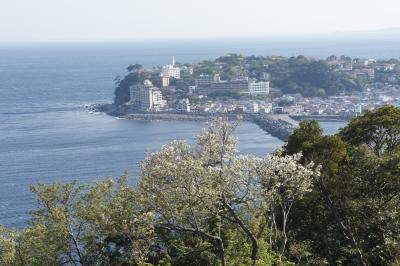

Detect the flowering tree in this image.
[139,118,318,265]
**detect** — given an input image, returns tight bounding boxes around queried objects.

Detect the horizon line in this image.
[1,27,400,45]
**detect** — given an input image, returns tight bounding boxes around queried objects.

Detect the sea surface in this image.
[2,37,394,228]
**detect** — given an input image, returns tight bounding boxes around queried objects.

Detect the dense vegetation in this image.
[207,54,362,97]
[266,56,361,97]
[1,106,400,265]
[285,105,400,265]
[113,54,364,105]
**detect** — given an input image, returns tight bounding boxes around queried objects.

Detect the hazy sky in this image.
[1,0,400,43]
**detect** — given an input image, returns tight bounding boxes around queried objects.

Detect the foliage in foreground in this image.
[285,105,400,266]
[0,118,317,265]
[1,106,400,265]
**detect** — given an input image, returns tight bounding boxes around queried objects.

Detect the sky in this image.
[1,0,400,43]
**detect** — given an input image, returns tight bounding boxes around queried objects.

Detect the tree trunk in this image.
[279,210,288,261]
[68,224,83,264]
[217,238,227,266]
[223,199,259,266]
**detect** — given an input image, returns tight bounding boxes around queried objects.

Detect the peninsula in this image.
[95,54,400,140]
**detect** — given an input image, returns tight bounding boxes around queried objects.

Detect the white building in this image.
[188,86,196,93]
[354,104,362,114]
[177,98,191,112]
[130,80,166,111]
[142,89,166,111]
[161,57,181,79]
[251,102,259,113]
[262,104,272,113]
[248,80,269,95]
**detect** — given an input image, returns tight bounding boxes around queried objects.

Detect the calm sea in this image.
[2,37,395,228]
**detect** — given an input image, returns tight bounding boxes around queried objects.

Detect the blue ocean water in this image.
[0,38,385,228]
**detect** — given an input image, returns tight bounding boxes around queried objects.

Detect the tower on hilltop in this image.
[161,56,181,79]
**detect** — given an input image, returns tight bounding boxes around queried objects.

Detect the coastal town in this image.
[92,53,400,140]
[117,54,400,120]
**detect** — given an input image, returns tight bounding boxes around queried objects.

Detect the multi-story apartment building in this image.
[210,78,249,92]
[197,77,269,95]
[195,74,220,87]
[248,80,269,95]
[130,80,166,111]
[350,68,375,80]
[140,89,166,111]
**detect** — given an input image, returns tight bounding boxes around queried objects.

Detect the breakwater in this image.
[124,113,295,141]
[247,114,296,141]
[92,104,297,141]
[290,114,350,122]
[124,112,234,122]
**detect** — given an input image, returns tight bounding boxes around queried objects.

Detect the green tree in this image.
[0,174,155,266]
[340,105,400,156]
[127,64,143,72]
[285,107,400,265]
